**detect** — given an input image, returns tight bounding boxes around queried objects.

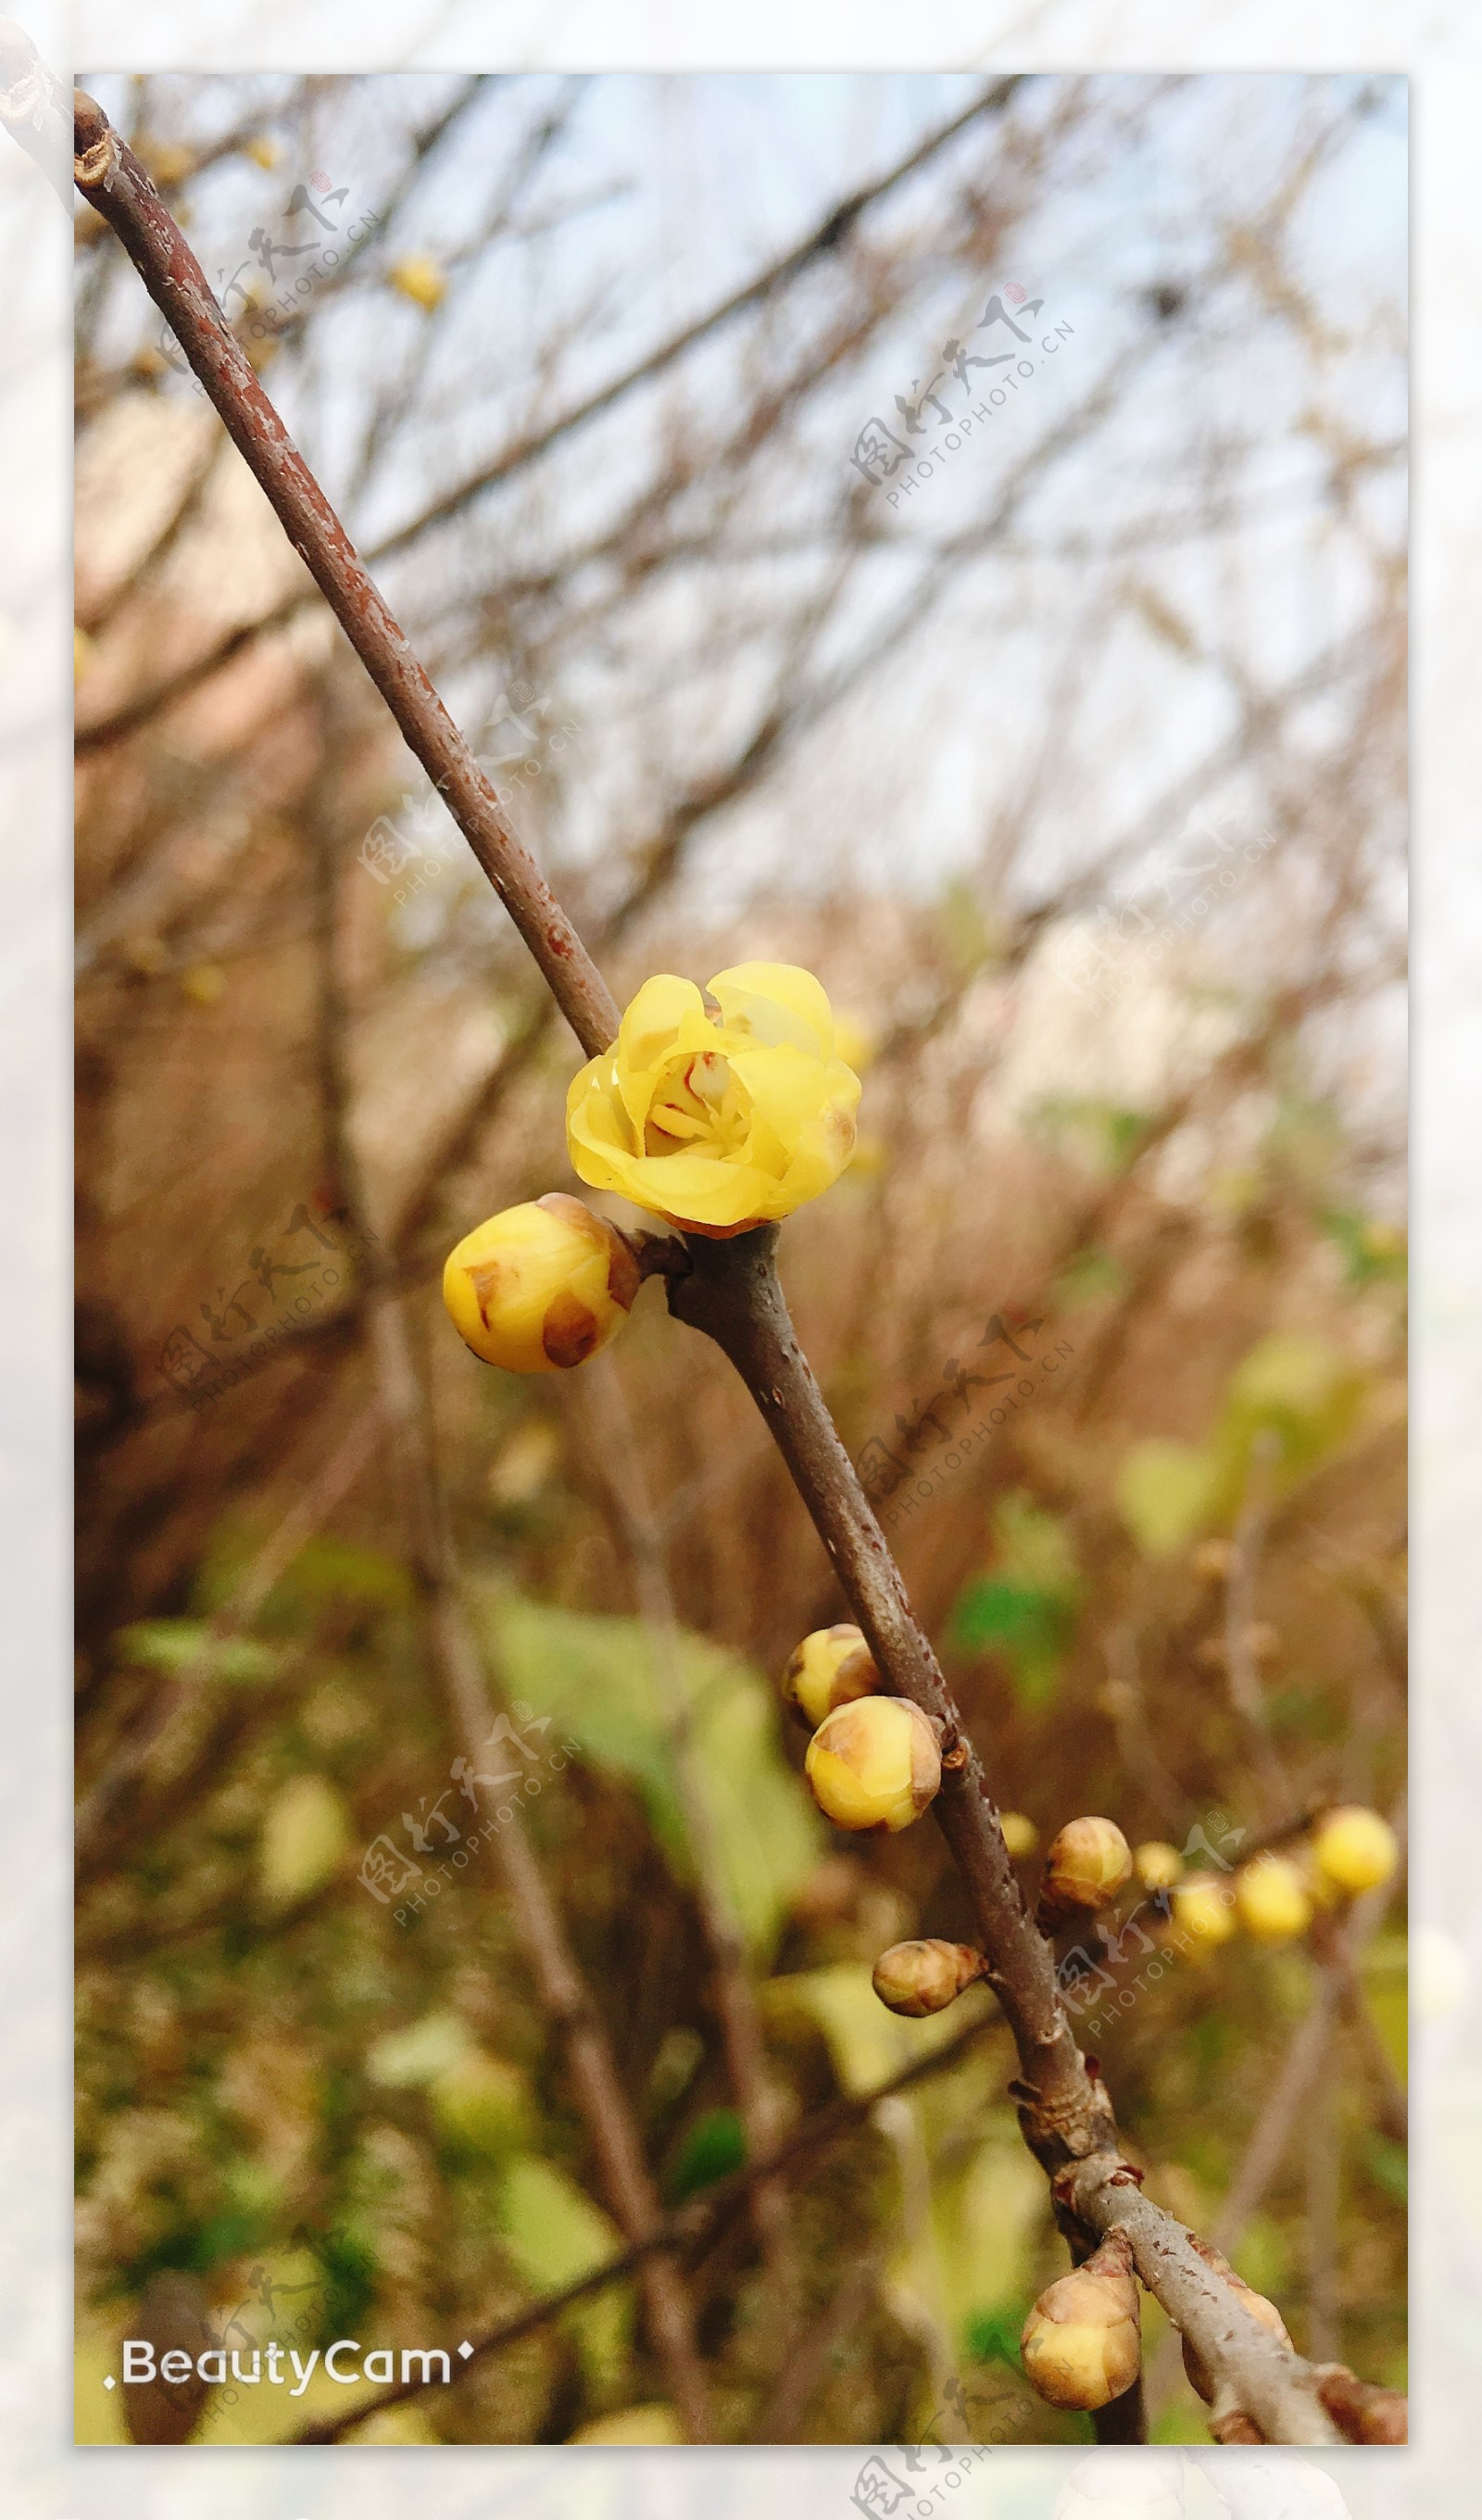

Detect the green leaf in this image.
[1219,1331,1367,1483]
[366,2010,475,2089]
[1321,1207,1408,1289]
[496,2157,631,2387]
[963,2304,1028,2367]
[195,1531,411,1625]
[314,2228,379,2343]
[257,1775,352,1905]
[1029,1095,1152,1178]
[949,1493,1081,1701]
[497,2156,618,2290]
[668,2106,747,2201]
[1362,2134,1408,2206]
[480,1590,823,1957]
[1115,1438,1225,1558]
[430,2054,533,2163]
[114,1619,280,1685]
[948,1580,1071,1706]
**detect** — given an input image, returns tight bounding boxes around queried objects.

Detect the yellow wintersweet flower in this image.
[565,963,861,1236]
[389,254,447,312]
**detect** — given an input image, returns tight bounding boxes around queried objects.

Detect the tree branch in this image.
[72,91,619,1061]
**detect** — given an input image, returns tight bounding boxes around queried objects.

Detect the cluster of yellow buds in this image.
[782,1624,944,1837]
[1115,1804,1401,1970]
[1020,2232,1142,2411]
[1159,1804,1400,1959]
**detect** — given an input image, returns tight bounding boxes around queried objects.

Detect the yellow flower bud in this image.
[804,1697,941,1835]
[1170,1872,1237,1948]
[443,1194,639,1374]
[1311,1805,1400,1896]
[1134,1840,1184,1893]
[1182,2274,1290,2403]
[390,253,447,311]
[1021,2237,1142,2411]
[1037,1817,1133,1930]
[1234,1854,1312,1945]
[565,964,860,1234]
[1000,1811,1039,1859]
[872,1938,986,2017]
[782,1623,882,1728]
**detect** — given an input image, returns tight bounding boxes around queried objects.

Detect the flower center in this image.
[645,1052,744,1156]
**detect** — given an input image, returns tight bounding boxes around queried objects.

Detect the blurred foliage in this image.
[949,1490,1082,1706]
[484,1591,823,1958]
[1116,1331,1372,1558]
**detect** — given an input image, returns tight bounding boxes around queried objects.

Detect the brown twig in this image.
[78,91,1396,2443]
[746,2253,881,2442]
[72,91,619,1062]
[73,79,1021,756]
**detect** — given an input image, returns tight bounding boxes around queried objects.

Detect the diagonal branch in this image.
[73,92,619,1061]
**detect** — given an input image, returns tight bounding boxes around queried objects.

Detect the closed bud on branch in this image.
[1037,1817,1133,1932]
[1311,1804,1399,1896]
[444,1195,639,1374]
[804,1697,940,1834]
[782,1623,882,1729]
[872,1937,987,2017]
[1000,1811,1039,1859]
[1021,2232,1142,2411]
[1134,1840,1184,1892]
[1234,1853,1312,1945]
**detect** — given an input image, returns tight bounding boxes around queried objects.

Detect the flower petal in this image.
[708,963,835,1056]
